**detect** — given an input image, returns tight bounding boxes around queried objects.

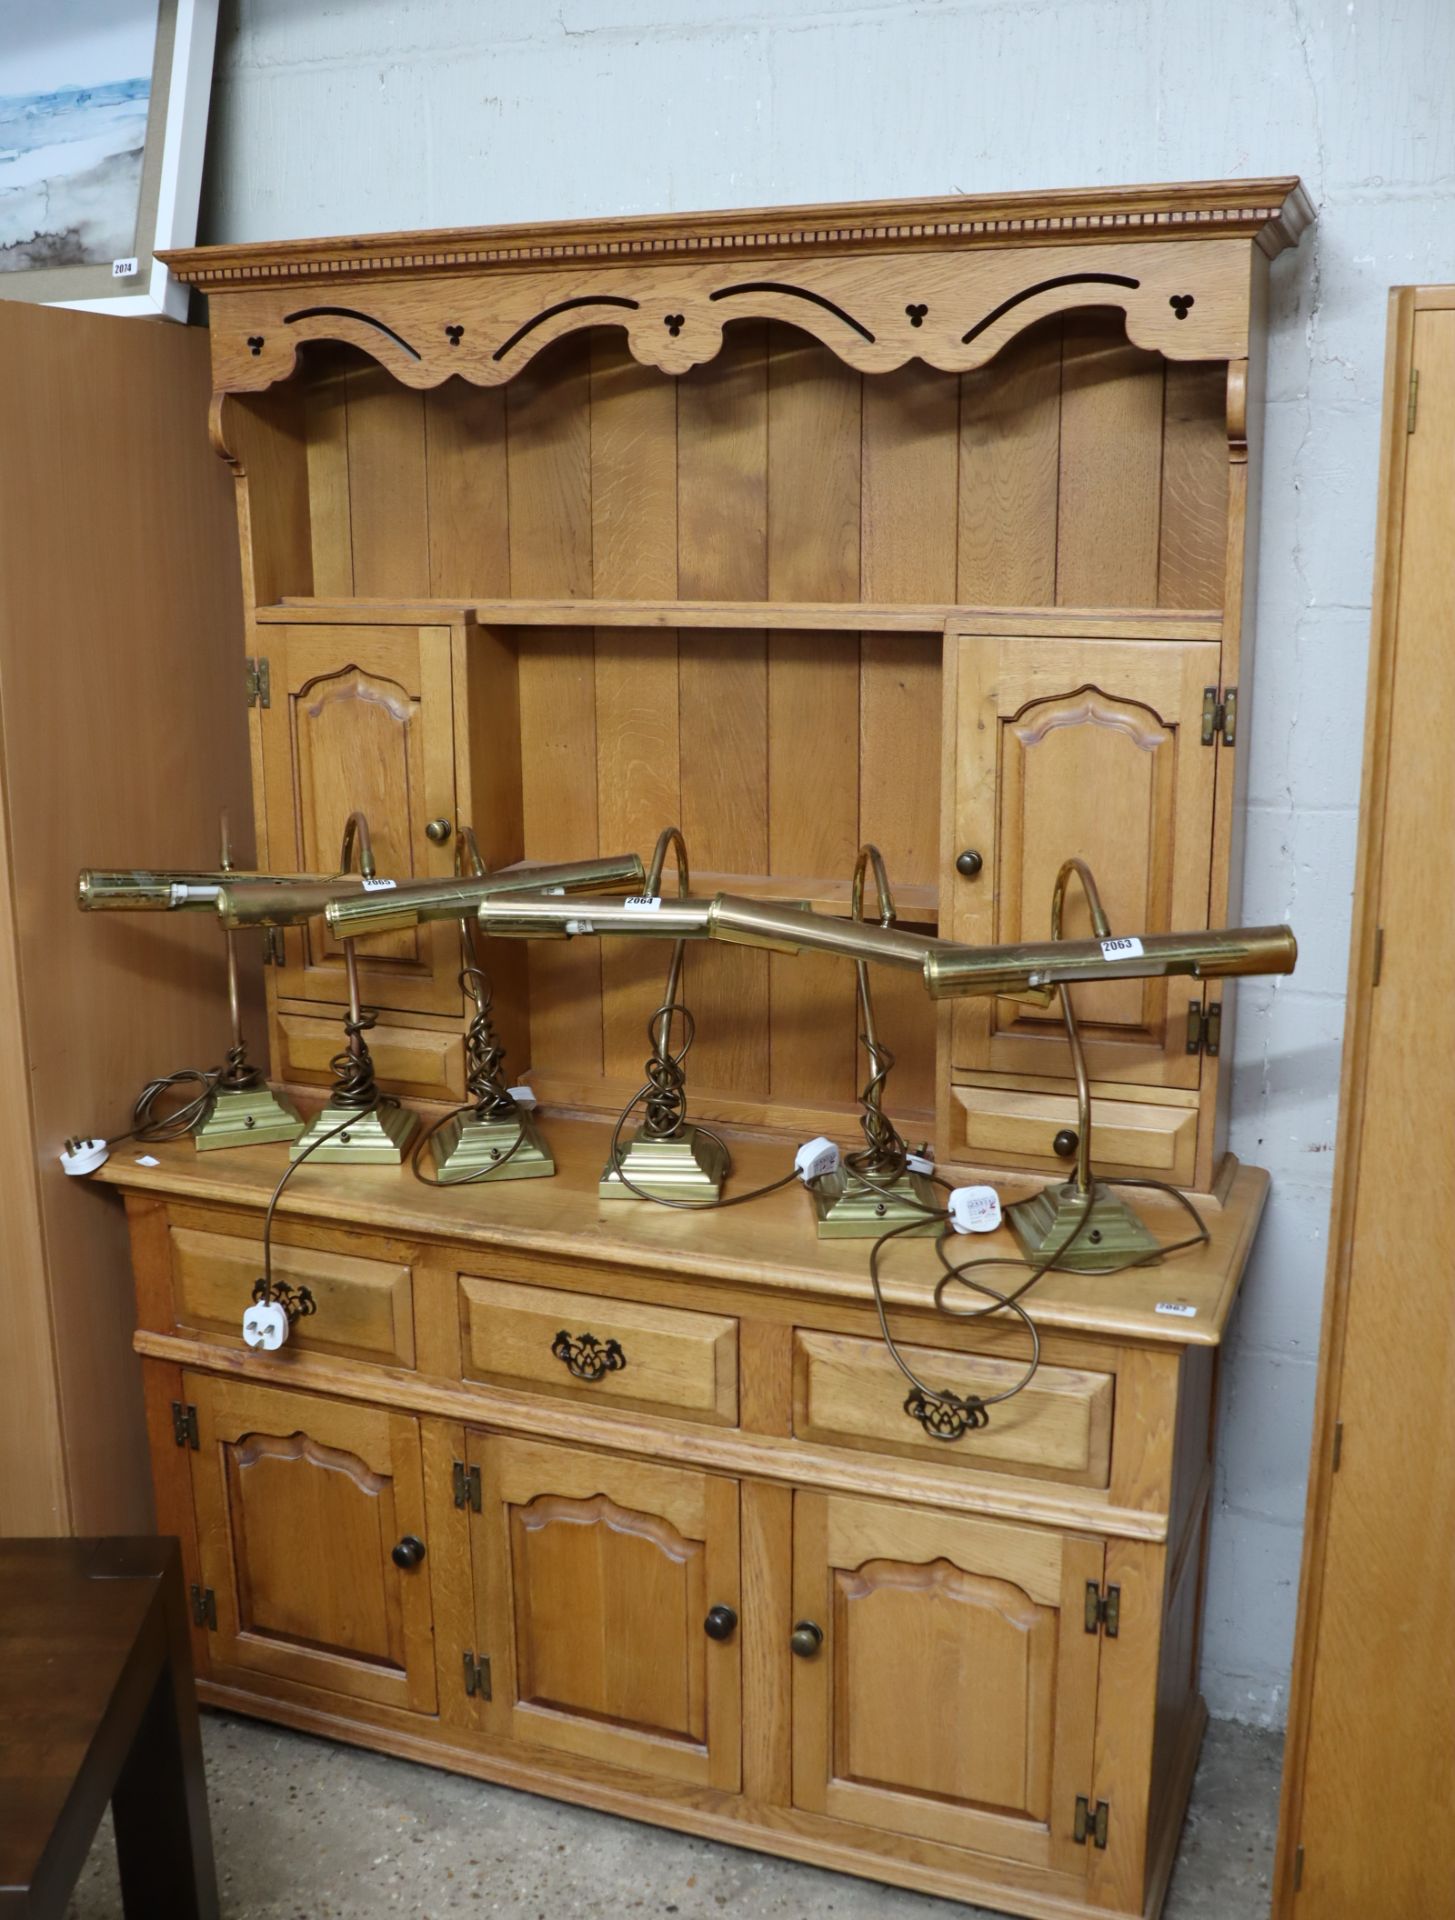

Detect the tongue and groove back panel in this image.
[234,316,1226,1133]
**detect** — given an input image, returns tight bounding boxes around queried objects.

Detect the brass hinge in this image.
[245,656,271,709]
[1294,1843,1305,1890]
[262,926,287,967]
[1185,1000,1223,1057]
[171,1401,199,1449]
[1074,1796,1110,1848]
[189,1584,217,1629]
[1408,368,1420,433]
[463,1651,491,1699]
[452,1460,482,1512]
[1084,1580,1121,1637]
[1200,686,1237,746]
[1332,1420,1344,1472]
[1371,926,1384,987]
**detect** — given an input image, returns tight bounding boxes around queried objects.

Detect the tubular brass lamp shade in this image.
[77,869,362,912]
[922,924,1297,1000]
[323,852,648,940]
[476,893,719,941]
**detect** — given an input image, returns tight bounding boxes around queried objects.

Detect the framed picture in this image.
[0,0,218,319]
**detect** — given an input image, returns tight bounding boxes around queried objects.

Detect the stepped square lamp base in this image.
[1006,1179,1164,1271]
[599,1125,728,1202]
[289,1101,420,1165]
[194,1082,304,1151]
[431,1110,555,1182]
[811,1165,942,1238]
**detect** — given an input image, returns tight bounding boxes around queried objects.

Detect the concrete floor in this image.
[67,1711,1282,1919]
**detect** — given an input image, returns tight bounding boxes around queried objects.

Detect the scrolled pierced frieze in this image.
[205,237,1258,394]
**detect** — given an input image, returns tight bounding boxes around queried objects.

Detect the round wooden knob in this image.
[425,817,453,845]
[1053,1128,1079,1159]
[391,1535,426,1570]
[703,1604,738,1642]
[789,1620,824,1659]
[955,849,983,878]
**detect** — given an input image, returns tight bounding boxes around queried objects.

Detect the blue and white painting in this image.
[0,1,160,272]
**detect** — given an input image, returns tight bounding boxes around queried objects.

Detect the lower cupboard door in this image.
[186,1372,437,1714]
[792,1491,1104,1874]
[468,1434,741,1790]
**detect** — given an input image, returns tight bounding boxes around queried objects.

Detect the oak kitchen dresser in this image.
[93,179,1310,1920]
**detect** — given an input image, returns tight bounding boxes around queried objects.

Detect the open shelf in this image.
[258,597,959,632]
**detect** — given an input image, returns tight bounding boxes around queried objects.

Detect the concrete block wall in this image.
[198,0,1455,1726]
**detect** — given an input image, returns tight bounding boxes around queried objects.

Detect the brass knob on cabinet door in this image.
[955,849,983,878]
[391,1535,426,1570]
[789,1620,824,1658]
[425,818,453,845]
[703,1605,738,1642]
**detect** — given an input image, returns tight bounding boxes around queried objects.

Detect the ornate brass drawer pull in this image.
[551,1329,627,1382]
[903,1387,988,1442]
[250,1278,316,1326]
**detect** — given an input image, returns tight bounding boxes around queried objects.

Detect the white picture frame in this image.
[1,0,219,321]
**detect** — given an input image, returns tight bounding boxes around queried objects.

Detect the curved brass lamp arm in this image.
[848,845,905,1175]
[454,826,490,983]
[646,826,690,899]
[333,813,377,1038]
[455,827,488,880]
[1048,858,1109,1198]
[851,844,897,930]
[339,811,376,881]
[1050,857,1111,943]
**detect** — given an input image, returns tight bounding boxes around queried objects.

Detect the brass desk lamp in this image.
[1000,859,1163,1268]
[76,813,305,1149]
[427,826,555,1183]
[810,846,939,1238]
[216,811,420,1165]
[922,869,1299,1269]
[599,827,727,1202]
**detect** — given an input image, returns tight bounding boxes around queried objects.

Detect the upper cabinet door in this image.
[792,1490,1104,1875]
[258,623,462,1016]
[468,1434,742,1791]
[947,627,1222,1090]
[185,1373,437,1714]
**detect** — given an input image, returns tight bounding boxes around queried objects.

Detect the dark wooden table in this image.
[0,1537,218,1918]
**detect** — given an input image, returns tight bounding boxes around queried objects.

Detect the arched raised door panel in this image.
[185,1375,437,1713]
[257,623,464,1019]
[467,1435,742,1790]
[792,1491,1106,1873]
[948,624,1223,1091]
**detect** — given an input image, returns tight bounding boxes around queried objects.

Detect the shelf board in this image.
[259,597,958,633]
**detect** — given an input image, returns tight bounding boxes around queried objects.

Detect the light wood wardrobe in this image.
[1273,290,1455,1911]
[0,301,249,1536]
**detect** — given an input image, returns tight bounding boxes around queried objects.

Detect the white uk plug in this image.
[60,1137,109,1176]
[242,1300,290,1351]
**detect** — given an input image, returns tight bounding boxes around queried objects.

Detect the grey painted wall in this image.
[197,0,1455,1725]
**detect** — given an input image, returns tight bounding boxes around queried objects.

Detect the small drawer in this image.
[793,1329,1113,1486]
[459,1275,738,1425]
[170,1225,415,1368]
[951,1082,1197,1184]
[277,1010,466,1102]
